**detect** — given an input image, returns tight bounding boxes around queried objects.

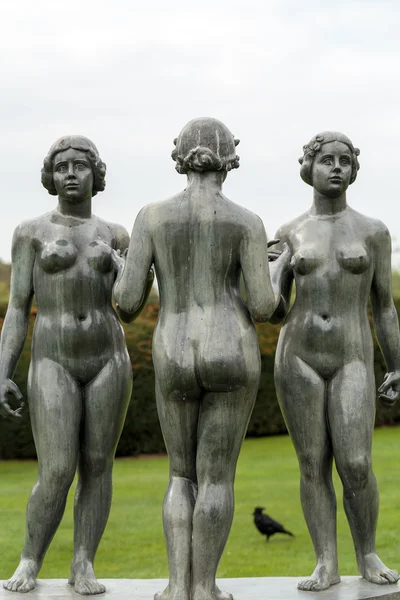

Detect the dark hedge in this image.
[0,298,399,459]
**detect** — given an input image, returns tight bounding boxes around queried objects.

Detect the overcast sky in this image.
[1,0,400,265]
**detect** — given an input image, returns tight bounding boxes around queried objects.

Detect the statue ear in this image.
[173,138,178,146]
[234,138,240,147]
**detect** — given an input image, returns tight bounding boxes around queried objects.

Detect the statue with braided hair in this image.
[268,131,400,591]
[113,117,289,600]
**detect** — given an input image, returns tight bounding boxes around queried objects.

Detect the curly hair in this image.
[299,131,360,186]
[171,117,240,175]
[41,135,106,196]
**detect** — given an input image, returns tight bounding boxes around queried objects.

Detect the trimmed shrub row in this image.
[0,298,399,459]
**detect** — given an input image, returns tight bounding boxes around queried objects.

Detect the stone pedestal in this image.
[0,578,399,600]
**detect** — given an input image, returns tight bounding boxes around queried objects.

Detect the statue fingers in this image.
[379,388,399,406]
[378,372,400,394]
[0,400,22,419]
[110,248,125,271]
[378,373,399,405]
[273,242,291,265]
[148,266,155,282]
[6,379,23,401]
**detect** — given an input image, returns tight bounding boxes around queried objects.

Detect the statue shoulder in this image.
[275,210,310,243]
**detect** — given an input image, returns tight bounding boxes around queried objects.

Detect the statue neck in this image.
[57,197,92,219]
[186,170,225,192]
[311,190,347,216]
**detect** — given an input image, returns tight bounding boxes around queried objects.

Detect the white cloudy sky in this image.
[1,0,400,264]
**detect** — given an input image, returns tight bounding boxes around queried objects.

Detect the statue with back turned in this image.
[113,117,290,600]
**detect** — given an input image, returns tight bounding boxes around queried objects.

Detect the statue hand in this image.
[378,371,400,406]
[267,239,281,262]
[0,379,24,419]
[269,242,291,268]
[110,248,126,273]
[147,266,155,285]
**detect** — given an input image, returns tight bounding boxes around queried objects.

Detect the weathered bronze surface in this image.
[269,132,400,592]
[113,117,288,600]
[1,136,135,595]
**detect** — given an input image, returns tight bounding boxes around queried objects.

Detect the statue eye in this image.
[322,157,333,165]
[55,164,67,173]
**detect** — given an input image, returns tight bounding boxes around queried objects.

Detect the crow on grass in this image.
[253,506,294,542]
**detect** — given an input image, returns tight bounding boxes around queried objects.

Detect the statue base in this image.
[0,577,399,599]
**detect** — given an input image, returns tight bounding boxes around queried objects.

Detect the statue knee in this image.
[169,454,197,482]
[42,462,76,491]
[299,453,323,482]
[196,464,233,487]
[81,452,112,478]
[338,455,372,491]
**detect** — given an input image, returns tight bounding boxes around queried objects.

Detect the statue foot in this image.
[214,585,233,600]
[361,553,399,585]
[192,584,234,600]
[69,561,106,595]
[3,559,39,593]
[154,583,190,600]
[298,562,340,592]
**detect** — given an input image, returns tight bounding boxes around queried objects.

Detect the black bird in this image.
[253,507,294,542]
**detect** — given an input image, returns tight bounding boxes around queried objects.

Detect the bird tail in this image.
[283,529,294,537]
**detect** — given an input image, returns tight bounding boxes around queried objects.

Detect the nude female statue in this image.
[0,136,144,595]
[113,117,289,600]
[269,131,400,592]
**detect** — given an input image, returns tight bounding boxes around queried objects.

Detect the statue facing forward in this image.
[1,136,139,595]
[113,118,289,600]
[269,132,400,591]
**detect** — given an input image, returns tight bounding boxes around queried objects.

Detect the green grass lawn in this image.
[0,429,399,581]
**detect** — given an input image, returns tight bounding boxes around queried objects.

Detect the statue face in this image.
[311,141,352,197]
[53,148,94,202]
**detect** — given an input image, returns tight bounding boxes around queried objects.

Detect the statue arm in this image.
[110,222,145,323]
[240,217,285,323]
[113,206,154,323]
[370,224,400,405]
[267,228,293,324]
[0,223,35,418]
[112,223,130,254]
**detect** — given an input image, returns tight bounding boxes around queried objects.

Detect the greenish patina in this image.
[269,132,400,592]
[0,136,149,595]
[113,117,289,600]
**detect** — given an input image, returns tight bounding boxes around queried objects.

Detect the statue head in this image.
[299,132,360,187]
[171,117,240,175]
[41,135,106,196]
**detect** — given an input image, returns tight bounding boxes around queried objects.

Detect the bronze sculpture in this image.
[113,117,289,600]
[269,132,400,591]
[0,136,142,595]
